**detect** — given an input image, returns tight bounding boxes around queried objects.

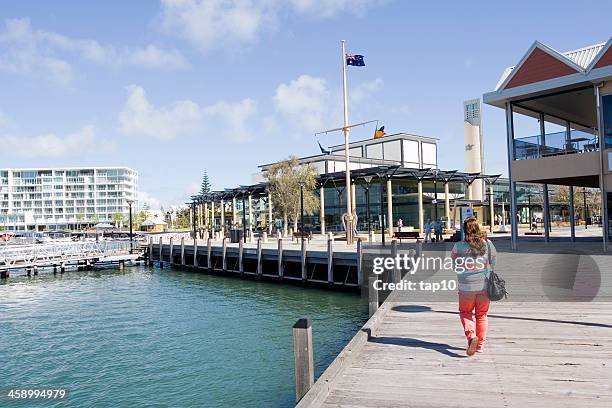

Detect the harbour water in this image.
[0,266,367,407]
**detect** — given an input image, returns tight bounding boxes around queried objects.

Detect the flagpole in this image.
[341,40,353,244]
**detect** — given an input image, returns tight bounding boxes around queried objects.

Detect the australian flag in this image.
[346,53,365,67]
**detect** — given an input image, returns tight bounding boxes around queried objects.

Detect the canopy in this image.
[93,222,114,229]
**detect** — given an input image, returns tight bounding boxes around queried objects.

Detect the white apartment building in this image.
[0,167,138,231]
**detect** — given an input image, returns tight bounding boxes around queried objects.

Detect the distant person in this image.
[531,214,538,232]
[451,217,497,356]
[397,218,403,232]
[434,219,443,242]
[424,219,432,242]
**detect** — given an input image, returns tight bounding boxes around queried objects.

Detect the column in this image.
[444,182,450,229]
[248,194,253,229]
[569,185,576,242]
[539,113,550,242]
[489,184,495,229]
[351,183,356,214]
[211,201,215,229]
[203,202,208,228]
[220,199,225,232]
[505,102,518,249]
[232,197,237,226]
[268,191,273,234]
[386,177,393,236]
[418,180,424,233]
[319,186,326,235]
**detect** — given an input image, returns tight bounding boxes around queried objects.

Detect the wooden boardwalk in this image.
[299,300,612,407]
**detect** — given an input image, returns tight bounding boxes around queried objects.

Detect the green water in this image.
[0,267,367,407]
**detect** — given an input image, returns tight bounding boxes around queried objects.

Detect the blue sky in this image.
[1,0,610,209]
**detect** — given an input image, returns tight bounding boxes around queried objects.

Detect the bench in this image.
[392,231,421,242]
[293,231,312,242]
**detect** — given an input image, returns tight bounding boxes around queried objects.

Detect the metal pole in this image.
[192,201,197,240]
[128,201,133,254]
[300,183,304,243]
[380,176,385,246]
[434,175,438,221]
[341,40,353,244]
[242,194,247,244]
[505,102,518,249]
[594,84,608,250]
[365,186,371,237]
[569,186,576,242]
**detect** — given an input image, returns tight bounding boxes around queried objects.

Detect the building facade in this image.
[0,167,138,231]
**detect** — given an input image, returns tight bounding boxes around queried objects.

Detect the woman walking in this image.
[451,217,496,356]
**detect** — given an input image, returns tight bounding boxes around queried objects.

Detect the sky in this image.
[1,0,611,209]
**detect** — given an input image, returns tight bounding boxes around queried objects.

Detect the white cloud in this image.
[350,78,384,103]
[204,98,258,142]
[159,0,385,53]
[273,74,331,132]
[137,191,162,211]
[0,18,188,85]
[119,85,258,142]
[119,85,202,140]
[0,125,97,158]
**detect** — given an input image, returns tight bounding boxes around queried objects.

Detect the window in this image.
[383,140,402,163]
[603,95,612,149]
[366,143,383,160]
[403,140,419,166]
[422,143,437,166]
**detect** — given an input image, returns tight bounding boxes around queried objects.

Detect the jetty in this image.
[296,241,612,407]
[0,241,140,277]
[146,235,363,289]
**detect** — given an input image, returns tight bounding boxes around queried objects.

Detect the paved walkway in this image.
[316,301,612,407]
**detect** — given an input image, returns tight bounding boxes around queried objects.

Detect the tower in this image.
[463,99,484,201]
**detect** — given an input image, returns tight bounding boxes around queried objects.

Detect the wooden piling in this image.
[193,239,198,268]
[278,238,284,279]
[169,238,174,265]
[207,238,212,270]
[293,317,314,403]
[53,264,57,274]
[301,239,307,281]
[60,263,65,273]
[368,276,379,317]
[222,238,227,271]
[327,238,333,285]
[158,237,163,266]
[357,239,363,287]
[238,239,244,275]
[180,238,185,266]
[119,260,125,271]
[257,238,262,277]
[0,270,7,279]
[33,266,38,276]
[148,238,154,266]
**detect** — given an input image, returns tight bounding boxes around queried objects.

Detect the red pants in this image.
[458,291,490,349]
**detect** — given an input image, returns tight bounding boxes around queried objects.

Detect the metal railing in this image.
[514,129,598,160]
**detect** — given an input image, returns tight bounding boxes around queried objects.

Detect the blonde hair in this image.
[463,217,487,256]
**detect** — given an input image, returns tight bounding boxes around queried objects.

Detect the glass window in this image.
[349,147,363,158]
[422,143,437,166]
[603,94,612,149]
[402,140,419,166]
[383,140,401,163]
[366,143,383,160]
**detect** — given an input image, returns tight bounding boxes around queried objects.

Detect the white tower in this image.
[463,99,484,201]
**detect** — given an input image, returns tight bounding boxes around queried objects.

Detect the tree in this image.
[201,169,211,195]
[264,157,319,234]
[549,185,601,222]
[112,212,124,228]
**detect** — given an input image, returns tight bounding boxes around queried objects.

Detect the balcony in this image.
[514,129,598,160]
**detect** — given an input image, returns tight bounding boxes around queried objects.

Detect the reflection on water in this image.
[0,266,367,408]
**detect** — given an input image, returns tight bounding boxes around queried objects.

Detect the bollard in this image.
[368,276,379,318]
[293,317,314,403]
[328,232,334,242]
[262,231,268,244]
[327,238,333,285]
[369,230,375,243]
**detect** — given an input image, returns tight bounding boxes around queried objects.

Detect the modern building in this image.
[483,37,612,246]
[0,167,138,231]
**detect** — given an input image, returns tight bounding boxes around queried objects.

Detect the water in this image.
[0,267,367,407]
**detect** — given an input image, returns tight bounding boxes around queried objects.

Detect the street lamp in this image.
[362,175,374,238]
[376,170,388,246]
[241,191,247,244]
[126,199,134,254]
[299,181,305,243]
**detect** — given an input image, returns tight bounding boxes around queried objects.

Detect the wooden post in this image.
[53,264,57,274]
[158,237,163,263]
[148,238,154,266]
[278,238,283,279]
[391,239,399,283]
[368,276,379,317]
[207,238,212,270]
[222,238,227,271]
[60,263,65,273]
[193,239,198,268]
[239,239,244,275]
[357,239,363,287]
[0,270,7,279]
[169,237,174,265]
[257,238,262,277]
[293,317,314,403]
[301,238,307,281]
[119,260,125,271]
[180,238,185,266]
[327,238,333,285]
[33,266,38,276]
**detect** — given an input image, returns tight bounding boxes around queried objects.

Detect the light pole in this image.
[362,176,374,238]
[433,170,439,222]
[583,188,588,230]
[376,172,387,246]
[299,182,305,243]
[241,191,247,244]
[126,199,134,254]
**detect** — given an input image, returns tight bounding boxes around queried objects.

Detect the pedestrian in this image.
[397,218,403,232]
[434,219,443,242]
[424,219,432,242]
[451,217,497,356]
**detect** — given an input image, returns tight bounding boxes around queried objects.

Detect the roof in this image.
[141,219,167,226]
[494,40,610,91]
